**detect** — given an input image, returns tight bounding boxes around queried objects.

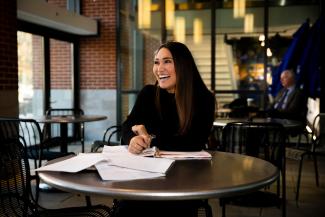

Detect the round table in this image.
[214,117,303,130]
[37,115,107,153]
[38,151,279,201]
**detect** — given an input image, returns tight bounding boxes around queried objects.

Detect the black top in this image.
[122,85,215,151]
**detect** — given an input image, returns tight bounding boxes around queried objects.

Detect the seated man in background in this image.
[267,69,307,122]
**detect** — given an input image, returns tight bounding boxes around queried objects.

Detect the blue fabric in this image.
[296,16,323,98]
[269,20,310,96]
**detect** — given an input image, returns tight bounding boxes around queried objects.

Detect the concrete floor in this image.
[34,142,325,217]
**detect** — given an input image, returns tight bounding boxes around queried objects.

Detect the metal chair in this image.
[220,122,286,217]
[0,138,111,217]
[0,117,73,202]
[91,125,122,152]
[44,108,85,152]
[290,113,325,204]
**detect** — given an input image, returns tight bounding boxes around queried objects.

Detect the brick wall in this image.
[47,0,117,90]
[143,35,160,85]
[50,39,72,89]
[0,0,18,90]
[80,0,116,89]
[0,0,18,116]
[32,35,44,89]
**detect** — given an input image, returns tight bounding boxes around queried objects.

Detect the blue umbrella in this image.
[269,19,310,96]
[296,16,323,98]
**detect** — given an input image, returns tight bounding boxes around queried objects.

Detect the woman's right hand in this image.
[128,134,151,154]
[131,124,148,136]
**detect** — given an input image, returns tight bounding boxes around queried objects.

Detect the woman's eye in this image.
[154,61,159,65]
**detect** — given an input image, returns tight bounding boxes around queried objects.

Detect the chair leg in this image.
[313,154,320,186]
[219,200,226,217]
[85,196,92,207]
[202,200,213,217]
[35,176,40,202]
[81,140,85,153]
[296,133,302,148]
[282,159,286,217]
[296,155,305,206]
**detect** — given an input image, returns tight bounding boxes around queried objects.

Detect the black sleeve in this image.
[121,85,156,145]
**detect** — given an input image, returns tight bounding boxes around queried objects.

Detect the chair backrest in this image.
[45,108,84,116]
[44,108,84,140]
[103,125,122,146]
[0,138,39,216]
[221,122,286,169]
[0,118,43,168]
[221,121,286,210]
[311,113,325,151]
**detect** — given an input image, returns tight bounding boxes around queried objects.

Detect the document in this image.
[102,145,175,174]
[95,162,165,181]
[35,145,210,181]
[101,145,212,160]
[35,146,175,181]
[35,153,107,173]
[137,146,212,160]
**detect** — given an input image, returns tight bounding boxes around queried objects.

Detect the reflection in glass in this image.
[17,31,44,118]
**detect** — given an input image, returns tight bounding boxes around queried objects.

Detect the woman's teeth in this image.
[159,75,170,80]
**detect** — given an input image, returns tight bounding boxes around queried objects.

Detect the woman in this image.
[115,41,215,217]
[122,41,215,154]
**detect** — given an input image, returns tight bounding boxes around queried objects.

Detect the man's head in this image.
[280,69,296,88]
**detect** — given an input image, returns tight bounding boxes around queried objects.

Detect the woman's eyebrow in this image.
[154,57,173,60]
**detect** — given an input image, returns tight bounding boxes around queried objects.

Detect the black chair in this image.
[0,117,73,202]
[0,138,111,217]
[287,113,325,205]
[220,122,286,217]
[91,125,122,152]
[44,108,85,152]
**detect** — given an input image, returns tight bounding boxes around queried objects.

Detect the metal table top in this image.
[214,117,303,130]
[39,151,279,201]
[36,115,107,124]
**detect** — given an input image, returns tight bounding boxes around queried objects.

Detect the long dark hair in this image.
[155,41,209,135]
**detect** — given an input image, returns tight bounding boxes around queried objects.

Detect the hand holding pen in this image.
[128,124,156,154]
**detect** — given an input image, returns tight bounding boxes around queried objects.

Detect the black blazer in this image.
[268,87,307,121]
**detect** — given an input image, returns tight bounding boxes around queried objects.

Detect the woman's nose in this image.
[157,63,164,71]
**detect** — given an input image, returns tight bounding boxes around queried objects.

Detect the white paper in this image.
[102,145,175,174]
[121,146,211,160]
[34,153,107,173]
[95,162,165,181]
[105,153,174,174]
[158,150,212,160]
[35,146,174,178]
[102,145,129,155]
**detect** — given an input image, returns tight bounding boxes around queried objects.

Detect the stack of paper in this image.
[35,145,212,181]
[119,145,212,160]
[35,147,175,181]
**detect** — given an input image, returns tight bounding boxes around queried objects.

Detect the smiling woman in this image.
[117,41,216,217]
[122,41,215,153]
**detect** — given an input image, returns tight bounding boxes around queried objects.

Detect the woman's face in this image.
[153,48,176,93]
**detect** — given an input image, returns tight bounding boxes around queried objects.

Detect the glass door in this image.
[17,31,44,118]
